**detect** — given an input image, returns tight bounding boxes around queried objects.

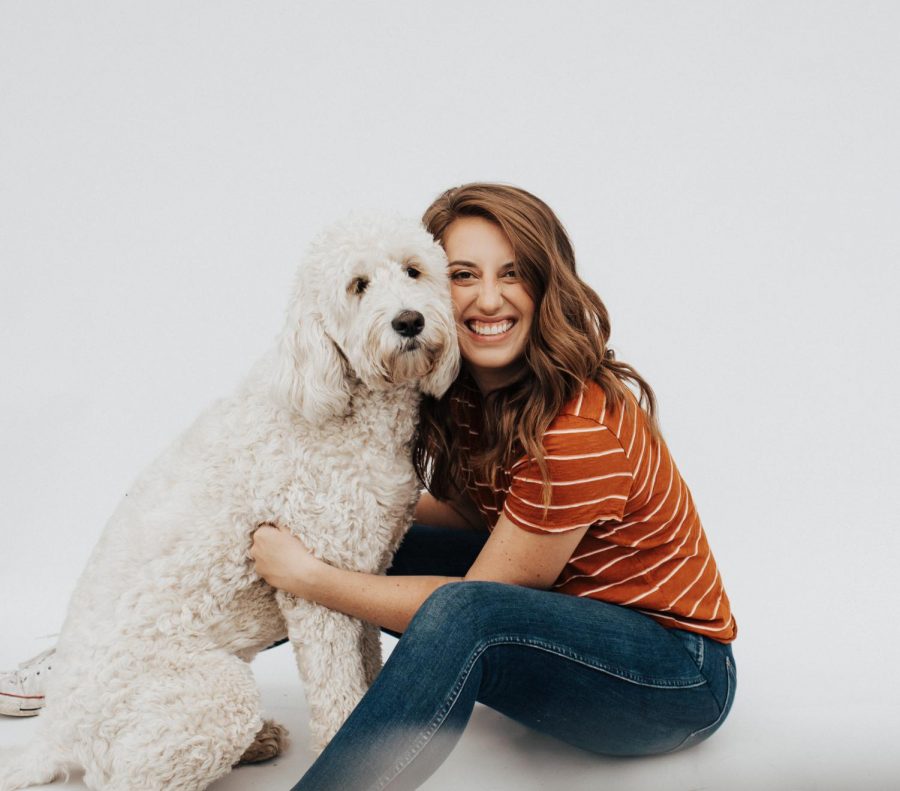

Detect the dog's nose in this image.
[392,310,425,338]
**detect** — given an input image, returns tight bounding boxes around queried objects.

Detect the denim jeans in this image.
[290,524,736,790]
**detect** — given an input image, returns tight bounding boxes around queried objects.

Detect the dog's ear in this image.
[420,325,460,399]
[271,297,353,424]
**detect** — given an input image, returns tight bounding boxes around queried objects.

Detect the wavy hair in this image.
[414,182,661,510]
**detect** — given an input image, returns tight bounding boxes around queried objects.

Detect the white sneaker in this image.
[0,647,55,717]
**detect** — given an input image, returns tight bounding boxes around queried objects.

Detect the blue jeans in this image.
[290,524,736,790]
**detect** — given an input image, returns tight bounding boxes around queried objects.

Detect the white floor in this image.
[2,633,897,791]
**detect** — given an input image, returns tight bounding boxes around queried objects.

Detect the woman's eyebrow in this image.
[447,260,516,268]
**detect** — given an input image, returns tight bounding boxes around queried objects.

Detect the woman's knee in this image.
[409,580,503,637]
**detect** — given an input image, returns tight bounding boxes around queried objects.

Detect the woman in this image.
[251,182,738,790]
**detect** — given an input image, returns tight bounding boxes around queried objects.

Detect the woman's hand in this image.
[250,523,322,597]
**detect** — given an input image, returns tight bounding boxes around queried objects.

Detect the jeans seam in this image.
[370,635,707,790]
[505,637,707,688]
[664,654,735,754]
[370,636,491,791]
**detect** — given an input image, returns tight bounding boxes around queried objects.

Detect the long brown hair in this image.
[414,182,661,510]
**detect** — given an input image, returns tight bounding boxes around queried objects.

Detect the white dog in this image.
[0,213,459,791]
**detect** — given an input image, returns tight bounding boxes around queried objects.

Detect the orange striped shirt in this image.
[451,378,737,643]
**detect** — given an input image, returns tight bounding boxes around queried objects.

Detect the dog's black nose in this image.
[392,310,425,338]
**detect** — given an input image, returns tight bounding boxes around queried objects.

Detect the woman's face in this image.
[442,216,535,392]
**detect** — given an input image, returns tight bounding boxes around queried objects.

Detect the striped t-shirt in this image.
[451,378,737,643]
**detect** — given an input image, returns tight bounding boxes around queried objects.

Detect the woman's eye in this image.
[449,271,473,281]
[502,269,518,278]
[406,267,421,279]
[351,277,369,295]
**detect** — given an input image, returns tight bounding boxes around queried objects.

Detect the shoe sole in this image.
[0,693,44,717]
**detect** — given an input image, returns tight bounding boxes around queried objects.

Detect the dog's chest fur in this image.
[250,375,423,568]
[59,360,424,657]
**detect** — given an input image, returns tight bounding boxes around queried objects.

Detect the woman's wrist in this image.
[288,553,335,600]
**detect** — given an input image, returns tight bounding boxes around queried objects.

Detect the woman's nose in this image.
[476,278,504,312]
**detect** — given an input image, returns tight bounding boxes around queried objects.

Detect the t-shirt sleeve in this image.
[502,415,633,534]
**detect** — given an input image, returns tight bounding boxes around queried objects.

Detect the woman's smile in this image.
[464,317,517,339]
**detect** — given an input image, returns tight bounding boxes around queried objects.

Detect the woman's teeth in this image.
[467,319,514,336]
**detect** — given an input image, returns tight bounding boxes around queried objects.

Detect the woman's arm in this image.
[300,561,458,634]
[251,523,457,633]
[251,515,588,634]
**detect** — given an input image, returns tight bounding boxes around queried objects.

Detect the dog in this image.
[0,212,460,791]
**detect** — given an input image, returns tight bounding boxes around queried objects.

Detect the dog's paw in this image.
[235,719,290,765]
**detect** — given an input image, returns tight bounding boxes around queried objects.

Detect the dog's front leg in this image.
[276,591,370,752]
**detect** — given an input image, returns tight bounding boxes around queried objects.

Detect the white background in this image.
[1,2,899,789]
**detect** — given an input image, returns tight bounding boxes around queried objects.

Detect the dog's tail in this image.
[0,740,70,791]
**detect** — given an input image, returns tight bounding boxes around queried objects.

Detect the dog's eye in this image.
[406,267,421,280]
[350,277,369,296]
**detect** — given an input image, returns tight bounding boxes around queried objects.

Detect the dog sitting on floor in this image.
[0,213,460,791]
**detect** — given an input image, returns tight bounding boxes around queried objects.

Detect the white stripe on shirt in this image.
[511,472,632,486]
[503,502,602,533]
[507,490,628,510]
[543,426,609,436]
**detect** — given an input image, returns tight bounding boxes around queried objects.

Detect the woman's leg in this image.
[385,523,489,578]
[291,580,736,791]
